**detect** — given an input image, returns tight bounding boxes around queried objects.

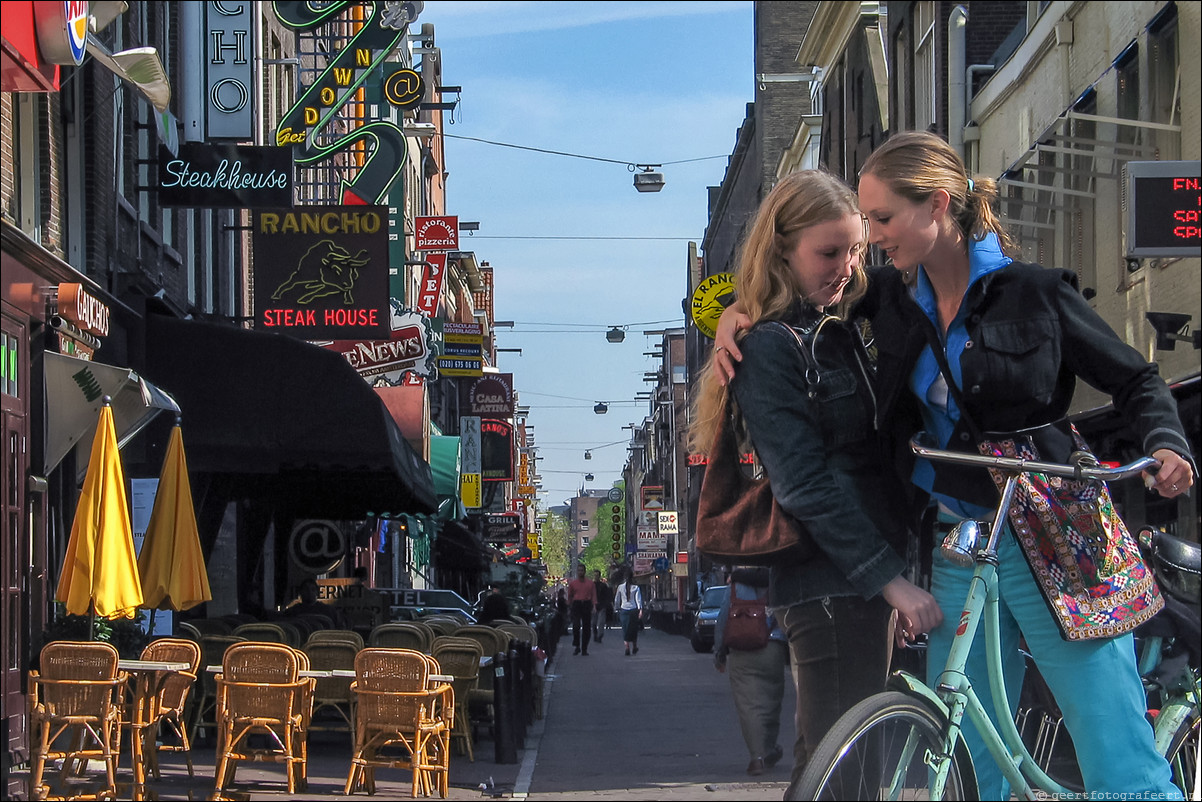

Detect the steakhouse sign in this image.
[253,206,390,339]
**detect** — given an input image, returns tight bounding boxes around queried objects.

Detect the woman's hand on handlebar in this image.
[713,302,751,386]
[881,576,944,649]
[1146,449,1194,498]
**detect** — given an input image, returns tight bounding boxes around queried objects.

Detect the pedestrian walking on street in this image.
[613,567,644,656]
[567,563,597,655]
[714,568,788,777]
[592,569,613,643]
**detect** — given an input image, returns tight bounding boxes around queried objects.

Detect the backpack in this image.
[725,593,769,651]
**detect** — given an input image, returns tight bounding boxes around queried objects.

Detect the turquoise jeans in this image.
[927,524,1181,799]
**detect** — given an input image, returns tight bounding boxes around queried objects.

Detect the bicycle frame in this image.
[901,437,1159,799]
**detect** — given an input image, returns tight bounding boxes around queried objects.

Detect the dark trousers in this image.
[780,595,892,800]
[570,601,593,653]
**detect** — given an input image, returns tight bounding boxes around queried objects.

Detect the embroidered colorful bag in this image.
[980,424,1163,642]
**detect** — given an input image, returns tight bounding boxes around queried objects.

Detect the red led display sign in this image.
[1126,161,1201,258]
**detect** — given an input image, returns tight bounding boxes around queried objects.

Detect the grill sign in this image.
[253,206,390,339]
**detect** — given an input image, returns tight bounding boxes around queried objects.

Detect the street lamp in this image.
[594,402,608,415]
[633,165,665,193]
[606,326,626,343]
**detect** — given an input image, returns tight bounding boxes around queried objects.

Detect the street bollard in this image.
[517,641,534,728]
[508,647,525,750]
[492,651,518,764]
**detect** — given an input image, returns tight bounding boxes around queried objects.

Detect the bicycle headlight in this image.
[941,520,986,567]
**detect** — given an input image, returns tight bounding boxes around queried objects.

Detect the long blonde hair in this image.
[688,170,867,455]
[860,131,1018,256]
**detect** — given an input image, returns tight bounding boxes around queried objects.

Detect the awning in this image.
[144,314,436,518]
[44,351,181,474]
[429,436,461,498]
[435,519,490,570]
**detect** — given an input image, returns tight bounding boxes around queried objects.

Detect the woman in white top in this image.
[613,567,644,656]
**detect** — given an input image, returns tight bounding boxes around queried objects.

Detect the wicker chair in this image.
[344,648,452,798]
[190,634,245,743]
[232,621,297,647]
[369,622,431,652]
[190,618,236,636]
[213,641,314,795]
[430,637,483,761]
[28,641,127,801]
[305,629,365,651]
[302,640,358,737]
[419,617,462,637]
[494,622,538,646]
[452,627,511,739]
[136,638,201,778]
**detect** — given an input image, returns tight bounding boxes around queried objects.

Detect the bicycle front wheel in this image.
[1164,705,1199,797]
[795,690,977,800]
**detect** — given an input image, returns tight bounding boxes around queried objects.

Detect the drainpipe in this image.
[948,5,968,158]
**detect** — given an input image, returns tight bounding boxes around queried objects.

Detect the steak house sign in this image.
[253,206,390,339]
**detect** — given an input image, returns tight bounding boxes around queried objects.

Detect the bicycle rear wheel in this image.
[795,690,978,800]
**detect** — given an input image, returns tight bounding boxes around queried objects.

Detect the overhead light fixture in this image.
[85,40,171,112]
[594,403,608,415]
[584,450,592,460]
[633,165,665,193]
[585,473,594,482]
[606,326,626,343]
[402,122,437,140]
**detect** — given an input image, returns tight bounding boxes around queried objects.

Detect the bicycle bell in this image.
[941,520,986,567]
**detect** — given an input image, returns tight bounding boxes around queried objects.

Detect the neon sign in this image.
[1126,161,1202,258]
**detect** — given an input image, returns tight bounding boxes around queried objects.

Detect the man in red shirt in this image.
[567,563,598,655]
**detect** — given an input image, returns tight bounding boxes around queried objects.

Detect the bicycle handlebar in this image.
[909,434,1160,482]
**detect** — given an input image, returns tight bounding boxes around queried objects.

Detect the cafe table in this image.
[117,659,191,801]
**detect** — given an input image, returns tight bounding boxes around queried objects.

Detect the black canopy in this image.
[145,313,436,519]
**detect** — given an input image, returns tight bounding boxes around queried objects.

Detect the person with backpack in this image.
[714,567,788,776]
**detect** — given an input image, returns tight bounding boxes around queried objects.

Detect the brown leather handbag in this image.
[696,322,823,566]
[695,404,815,566]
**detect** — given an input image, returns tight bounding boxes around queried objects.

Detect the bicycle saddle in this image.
[1140,527,1201,604]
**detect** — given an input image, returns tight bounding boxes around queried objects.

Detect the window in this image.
[914,2,936,131]
[1148,9,1180,159]
[12,94,44,240]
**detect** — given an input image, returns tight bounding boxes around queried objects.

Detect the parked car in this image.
[690,585,729,653]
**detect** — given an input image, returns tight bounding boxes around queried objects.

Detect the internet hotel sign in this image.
[252,206,390,339]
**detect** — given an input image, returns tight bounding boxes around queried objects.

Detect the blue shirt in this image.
[908,232,1012,519]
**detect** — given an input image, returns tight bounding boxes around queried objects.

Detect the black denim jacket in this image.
[861,262,1196,508]
[730,301,908,608]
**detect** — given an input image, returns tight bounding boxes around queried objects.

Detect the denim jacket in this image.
[861,257,1195,510]
[730,301,908,608]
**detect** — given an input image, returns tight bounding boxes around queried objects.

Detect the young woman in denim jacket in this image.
[716,133,1194,798]
[690,169,942,798]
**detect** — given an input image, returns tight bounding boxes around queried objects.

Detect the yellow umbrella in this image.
[56,398,144,619]
[138,420,211,611]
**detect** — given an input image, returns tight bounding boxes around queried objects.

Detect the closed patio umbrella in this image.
[138,419,211,614]
[56,398,144,620]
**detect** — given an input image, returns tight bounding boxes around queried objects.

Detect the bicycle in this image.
[795,434,1198,799]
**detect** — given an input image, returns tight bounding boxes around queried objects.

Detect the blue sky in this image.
[416,1,754,506]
